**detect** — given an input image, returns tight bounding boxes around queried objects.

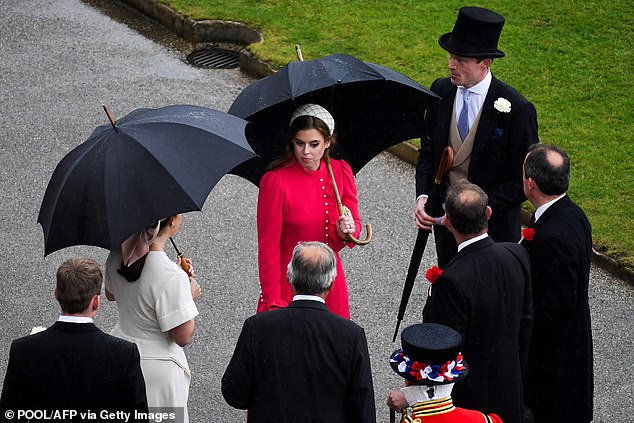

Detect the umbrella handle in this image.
[434,146,454,184]
[177,253,194,277]
[325,156,372,246]
[170,237,194,277]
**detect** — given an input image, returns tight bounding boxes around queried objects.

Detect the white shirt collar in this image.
[456,71,492,125]
[400,384,455,405]
[292,294,325,304]
[457,233,489,252]
[462,69,492,96]
[534,193,567,221]
[58,315,93,324]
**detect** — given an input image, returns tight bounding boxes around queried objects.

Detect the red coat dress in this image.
[256,158,361,319]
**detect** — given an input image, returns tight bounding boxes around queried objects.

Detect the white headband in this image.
[290,103,335,136]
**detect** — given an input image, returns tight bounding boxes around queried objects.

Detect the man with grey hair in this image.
[222,241,376,422]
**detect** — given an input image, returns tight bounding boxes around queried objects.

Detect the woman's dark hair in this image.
[117,217,173,282]
[268,115,337,171]
[117,254,147,283]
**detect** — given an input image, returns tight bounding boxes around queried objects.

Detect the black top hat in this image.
[390,323,468,385]
[439,6,505,58]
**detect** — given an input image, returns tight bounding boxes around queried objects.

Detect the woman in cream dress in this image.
[105,214,200,422]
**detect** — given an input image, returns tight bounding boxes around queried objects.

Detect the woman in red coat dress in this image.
[256,104,361,319]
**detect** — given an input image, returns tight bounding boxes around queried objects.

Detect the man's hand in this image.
[415,197,439,230]
[386,389,409,411]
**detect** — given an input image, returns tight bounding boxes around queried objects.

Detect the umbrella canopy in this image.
[228,53,439,185]
[38,104,256,255]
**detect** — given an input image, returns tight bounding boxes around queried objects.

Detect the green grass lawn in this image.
[163,0,633,266]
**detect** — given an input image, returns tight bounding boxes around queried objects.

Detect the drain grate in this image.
[186,47,240,69]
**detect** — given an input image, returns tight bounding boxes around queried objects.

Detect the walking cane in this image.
[295,44,372,245]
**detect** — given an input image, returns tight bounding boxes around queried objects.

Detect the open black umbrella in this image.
[38,104,256,256]
[228,53,439,186]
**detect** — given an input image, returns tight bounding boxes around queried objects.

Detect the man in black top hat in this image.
[387,323,503,423]
[415,6,539,268]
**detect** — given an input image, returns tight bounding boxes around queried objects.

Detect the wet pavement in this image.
[0,1,632,421]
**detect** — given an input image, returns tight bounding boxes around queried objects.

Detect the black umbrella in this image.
[38,104,256,256]
[392,146,454,341]
[227,53,439,186]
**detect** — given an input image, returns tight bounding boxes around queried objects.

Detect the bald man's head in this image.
[287,242,337,295]
[524,144,570,195]
[444,180,489,235]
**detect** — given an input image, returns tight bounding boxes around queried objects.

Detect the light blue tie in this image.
[457,89,470,141]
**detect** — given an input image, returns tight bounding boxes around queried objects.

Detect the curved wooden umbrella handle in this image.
[434,146,454,185]
[348,223,372,245]
[325,156,372,246]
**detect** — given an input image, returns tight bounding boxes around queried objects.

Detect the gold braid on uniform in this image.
[400,397,455,422]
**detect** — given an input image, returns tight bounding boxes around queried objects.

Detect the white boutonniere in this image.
[494,97,512,113]
[30,326,46,335]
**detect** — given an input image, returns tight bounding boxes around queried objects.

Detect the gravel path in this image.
[0,1,631,421]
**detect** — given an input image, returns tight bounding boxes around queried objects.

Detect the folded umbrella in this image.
[38,104,256,255]
[392,146,454,341]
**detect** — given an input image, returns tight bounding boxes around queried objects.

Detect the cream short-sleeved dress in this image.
[106,250,198,423]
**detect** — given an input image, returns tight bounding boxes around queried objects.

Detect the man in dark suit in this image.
[415,6,539,268]
[421,181,532,423]
[0,258,148,421]
[222,241,376,422]
[521,144,593,423]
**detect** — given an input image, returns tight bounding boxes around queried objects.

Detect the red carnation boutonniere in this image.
[425,266,443,284]
[519,227,536,243]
